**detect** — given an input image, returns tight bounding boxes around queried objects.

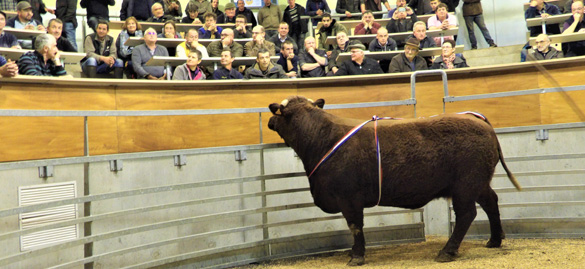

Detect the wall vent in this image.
[18,182,78,251]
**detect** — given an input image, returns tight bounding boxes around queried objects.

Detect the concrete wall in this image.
[1,125,584,267]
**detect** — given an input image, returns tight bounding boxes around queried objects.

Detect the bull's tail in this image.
[462,111,522,191]
[496,141,522,191]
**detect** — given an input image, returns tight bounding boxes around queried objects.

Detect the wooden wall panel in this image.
[0,84,118,160]
[2,57,585,162]
[540,91,585,125]
[445,95,542,128]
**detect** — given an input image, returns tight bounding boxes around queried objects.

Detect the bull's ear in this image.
[269,103,280,115]
[314,99,325,109]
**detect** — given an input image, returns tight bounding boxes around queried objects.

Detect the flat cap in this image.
[225,2,236,9]
[347,43,366,50]
[405,37,421,49]
[16,1,32,11]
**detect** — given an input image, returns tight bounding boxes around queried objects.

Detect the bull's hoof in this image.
[347,256,365,266]
[435,250,457,263]
[486,239,502,248]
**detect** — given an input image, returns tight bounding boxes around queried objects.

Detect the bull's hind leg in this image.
[477,186,505,248]
[436,194,478,262]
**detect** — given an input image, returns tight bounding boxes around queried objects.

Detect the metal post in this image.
[410,70,449,117]
[83,116,93,269]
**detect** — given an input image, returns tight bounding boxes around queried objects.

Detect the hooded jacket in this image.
[317,19,348,50]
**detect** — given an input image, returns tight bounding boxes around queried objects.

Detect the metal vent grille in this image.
[18,182,78,251]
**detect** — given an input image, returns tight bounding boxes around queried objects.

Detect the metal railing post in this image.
[410,70,449,117]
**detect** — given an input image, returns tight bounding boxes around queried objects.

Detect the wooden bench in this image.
[124,37,252,47]
[335,45,464,62]
[325,28,459,46]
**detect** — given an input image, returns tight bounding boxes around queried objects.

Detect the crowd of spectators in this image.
[0,0,579,80]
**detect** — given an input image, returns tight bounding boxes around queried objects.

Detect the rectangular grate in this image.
[18,182,78,251]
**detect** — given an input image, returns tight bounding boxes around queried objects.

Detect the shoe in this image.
[490,43,498,48]
[471,46,477,50]
[85,66,97,78]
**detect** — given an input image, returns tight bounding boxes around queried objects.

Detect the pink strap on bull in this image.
[308,115,400,206]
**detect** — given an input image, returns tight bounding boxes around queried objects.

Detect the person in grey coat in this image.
[389,37,428,73]
[173,50,206,80]
[132,27,169,79]
[528,34,564,60]
[244,48,287,79]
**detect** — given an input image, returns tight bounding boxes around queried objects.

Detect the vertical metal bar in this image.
[258,113,270,256]
[541,21,546,35]
[83,116,93,269]
[410,72,417,118]
[411,70,449,117]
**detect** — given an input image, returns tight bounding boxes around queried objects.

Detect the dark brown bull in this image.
[267,96,521,266]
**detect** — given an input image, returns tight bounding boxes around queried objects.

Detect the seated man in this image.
[389,37,428,73]
[427,3,458,46]
[0,55,19,78]
[181,3,202,24]
[0,11,20,48]
[17,33,67,76]
[276,40,299,78]
[213,49,244,79]
[525,0,561,37]
[431,39,469,69]
[354,10,381,35]
[299,36,328,77]
[234,15,251,38]
[335,43,383,76]
[207,28,243,57]
[369,28,397,73]
[269,22,298,55]
[387,0,414,18]
[199,12,223,39]
[34,18,76,52]
[408,21,436,66]
[235,0,257,27]
[386,5,418,33]
[317,13,347,52]
[245,25,276,56]
[427,0,441,14]
[173,50,206,80]
[217,2,237,23]
[7,1,45,49]
[244,48,287,79]
[360,0,392,19]
[562,1,585,56]
[176,28,209,58]
[132,27,169,79]
[528,34,563,60]
[146,2,175,23]
[327,31,351,76]
[81,20,123,78]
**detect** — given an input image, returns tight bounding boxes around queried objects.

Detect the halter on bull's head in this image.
[268,96,325,146]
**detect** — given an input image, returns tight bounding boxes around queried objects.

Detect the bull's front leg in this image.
[339,199,366,266]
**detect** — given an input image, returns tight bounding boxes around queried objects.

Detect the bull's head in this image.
[268,96,325,145]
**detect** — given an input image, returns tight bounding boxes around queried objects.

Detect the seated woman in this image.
[158,20,182,56]
[181,2,202,24]
[431,40,469,69]
[116,17,143,78]
[427,3,457,46]
[173,50,206,80]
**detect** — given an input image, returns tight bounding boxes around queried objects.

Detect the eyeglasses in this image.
[146,32,157,35]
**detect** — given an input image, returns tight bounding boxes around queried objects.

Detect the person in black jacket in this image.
[335,43,383,76]
[283,0,308,51]
[80,0,116,32]
[32,18,77,52]
[120,0,155,21]
[236,0,257,28]
[56,0,78,50]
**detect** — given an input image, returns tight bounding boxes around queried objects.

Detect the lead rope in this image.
[308,116,399,206]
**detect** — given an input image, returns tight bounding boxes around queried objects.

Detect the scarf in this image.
[443,53,456,69]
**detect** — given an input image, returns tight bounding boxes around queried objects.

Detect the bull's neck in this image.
[288,111,346,173]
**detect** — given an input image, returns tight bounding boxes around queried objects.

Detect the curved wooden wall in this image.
[1,57,585,162]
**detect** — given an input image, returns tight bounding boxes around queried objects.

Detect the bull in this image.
[267,96,521,266]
